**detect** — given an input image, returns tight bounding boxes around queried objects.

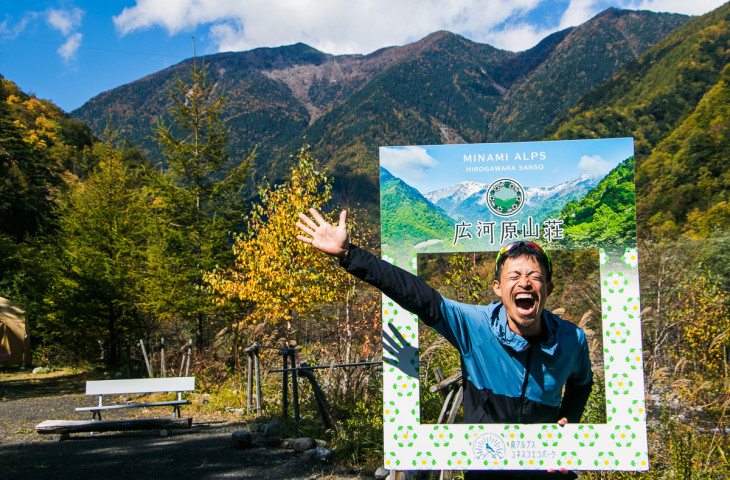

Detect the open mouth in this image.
[514,293,537,316]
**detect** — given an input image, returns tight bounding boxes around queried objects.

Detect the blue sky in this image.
[1,1,726,112]
[380,138,635,191]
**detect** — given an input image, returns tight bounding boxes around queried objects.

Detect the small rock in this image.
[288,437,316,452]
[374,466,390,480]
[314,439,327,448]
[231,430,252,450]
[196,394,211,406]
[315,446,333,464]
[32,367,49,375]
[159,429,169,437]
[263,419,282,437]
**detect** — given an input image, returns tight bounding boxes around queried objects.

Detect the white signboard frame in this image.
[378,138,647,472]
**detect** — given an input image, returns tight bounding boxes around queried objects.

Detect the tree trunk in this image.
[196,312,204,352]
[107,301,118,367]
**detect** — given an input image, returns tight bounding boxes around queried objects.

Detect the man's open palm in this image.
[296,208,349,258]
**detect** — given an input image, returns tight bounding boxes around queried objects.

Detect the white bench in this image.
[75,377,195,421]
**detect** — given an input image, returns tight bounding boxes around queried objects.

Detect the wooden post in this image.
[254,347,262,416]
[434,367,445,393]
[160,337,166,378]
[247,352,253,414]
[281,349,289,418]
[184,339,192,377]
[140,340,153,378]
[297,367,335,432]
[290,347,299,422]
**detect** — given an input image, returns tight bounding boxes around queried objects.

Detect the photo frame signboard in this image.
[379,138,647,471]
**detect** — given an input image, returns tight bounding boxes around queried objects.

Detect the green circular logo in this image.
[487,178,525,217]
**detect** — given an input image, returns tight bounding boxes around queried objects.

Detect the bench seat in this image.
[75,377,195,421]
[75,399,190,412]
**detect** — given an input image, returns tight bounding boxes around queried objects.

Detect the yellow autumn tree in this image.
[207,146,350,327]
[676,275,730,382]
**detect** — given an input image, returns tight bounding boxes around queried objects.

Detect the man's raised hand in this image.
[296,208,350,259]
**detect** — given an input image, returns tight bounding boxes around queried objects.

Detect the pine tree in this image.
[151,56,252,350]
[49,142,152,364]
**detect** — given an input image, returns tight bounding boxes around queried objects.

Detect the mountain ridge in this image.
[70,7,688,201]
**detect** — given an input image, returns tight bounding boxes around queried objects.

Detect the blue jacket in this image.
[340,244,593,424]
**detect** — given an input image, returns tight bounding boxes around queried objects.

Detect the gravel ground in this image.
[0,369,370,480]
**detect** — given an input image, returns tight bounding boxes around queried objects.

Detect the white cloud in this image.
[0,11,39,40]
[58,32,83,62]
[558,0,727,31]
[380,146,439,180]
[114,0,545,54]
[112,0,728,55]
[486,22,554,51]
[46,7,84,36]
[577,154,613,176]
[616,0,726,16]
[558,0,604,29]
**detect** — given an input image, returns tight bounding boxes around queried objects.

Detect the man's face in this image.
[492,255,553,338]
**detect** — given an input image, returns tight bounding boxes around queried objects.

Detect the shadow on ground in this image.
[0,420,355,480]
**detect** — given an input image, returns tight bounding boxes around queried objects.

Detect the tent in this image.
[0,297,31,367]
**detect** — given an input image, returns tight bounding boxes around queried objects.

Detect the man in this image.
[296,208,593,479]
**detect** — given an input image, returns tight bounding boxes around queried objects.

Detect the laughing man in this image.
[296,208,593,479]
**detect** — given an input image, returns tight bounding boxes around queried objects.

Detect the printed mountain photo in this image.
[379,138,635,258]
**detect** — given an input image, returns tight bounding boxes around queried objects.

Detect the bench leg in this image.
[93,411,102,421]
[172,405,180,419]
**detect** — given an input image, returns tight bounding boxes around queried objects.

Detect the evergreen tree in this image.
[151,57,252,350]
[48,142,152,364]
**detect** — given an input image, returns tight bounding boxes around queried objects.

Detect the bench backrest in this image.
[85,377,195,396]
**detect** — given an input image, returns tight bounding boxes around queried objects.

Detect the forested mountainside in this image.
[71,8,687,206]
[0,76,93,241]
[545,2,730,238]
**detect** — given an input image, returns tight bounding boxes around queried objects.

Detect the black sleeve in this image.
[557,380,593,423]
[339,244,443,326]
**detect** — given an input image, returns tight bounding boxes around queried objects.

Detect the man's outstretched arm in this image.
[296,208,443,325]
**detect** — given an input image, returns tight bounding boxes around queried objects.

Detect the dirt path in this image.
[0,370,369,480]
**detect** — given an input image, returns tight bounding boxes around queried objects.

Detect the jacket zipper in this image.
[517,346,533,423]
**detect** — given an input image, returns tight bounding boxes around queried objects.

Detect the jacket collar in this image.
[492,303,560,355]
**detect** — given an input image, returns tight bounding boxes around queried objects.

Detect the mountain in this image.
[289,10,686,207]
[71,8,688,207]
[423,174,602,224]
[489,8,689,142]
[545,2,730,238]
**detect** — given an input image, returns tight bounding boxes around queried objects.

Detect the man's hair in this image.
[494,241,552,283]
